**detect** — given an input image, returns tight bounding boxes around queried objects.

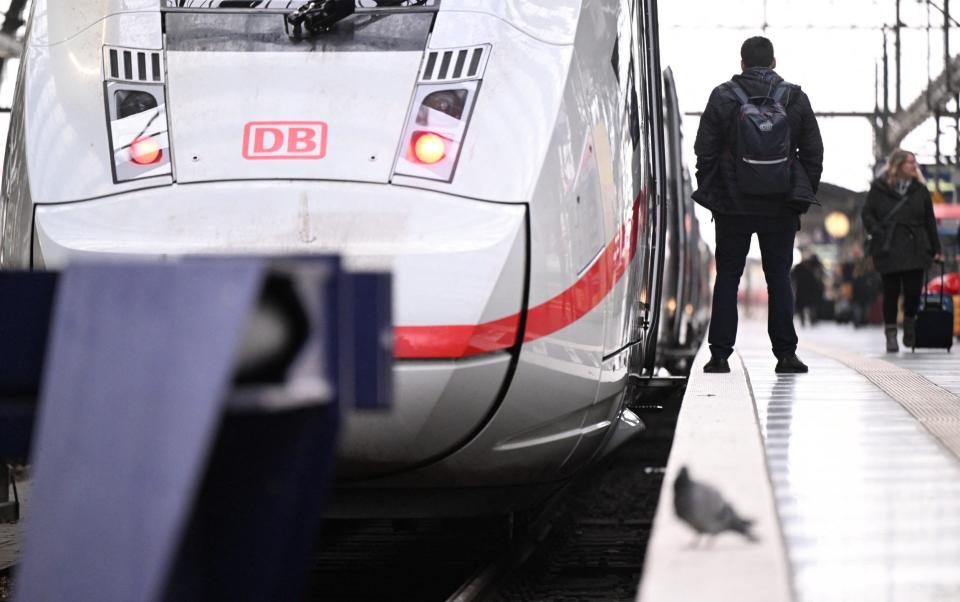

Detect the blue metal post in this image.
[1,258,391,602]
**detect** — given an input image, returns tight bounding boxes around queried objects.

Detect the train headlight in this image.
[102,46,172,184]
[418,90,468,122]
[130,136,163,165]
[105,82,172,183]
[393,44,490,183]
[412,132,447,164]
[393,81,479,183]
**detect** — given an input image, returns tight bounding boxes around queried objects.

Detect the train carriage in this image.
[0,0,707,514]
[657,66,712,375]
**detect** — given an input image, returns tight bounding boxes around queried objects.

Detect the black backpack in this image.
[725,80,793,196]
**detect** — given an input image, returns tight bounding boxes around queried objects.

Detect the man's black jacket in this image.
[692,67,824,218]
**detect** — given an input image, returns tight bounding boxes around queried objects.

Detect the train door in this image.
[609,0,649,361]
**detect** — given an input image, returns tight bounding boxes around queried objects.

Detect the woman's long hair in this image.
[883,149,926,186]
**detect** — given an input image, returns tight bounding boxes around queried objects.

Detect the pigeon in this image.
[673,465,757,545]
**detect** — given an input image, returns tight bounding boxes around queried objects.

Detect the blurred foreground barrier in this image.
[0,257,392,602]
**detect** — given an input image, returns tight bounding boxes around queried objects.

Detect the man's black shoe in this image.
[703,356,730,373]
[775,354,809,374]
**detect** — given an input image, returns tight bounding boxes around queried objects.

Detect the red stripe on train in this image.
[394,191,647,359]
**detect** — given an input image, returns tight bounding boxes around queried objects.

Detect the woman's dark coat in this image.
[861,177,941,274]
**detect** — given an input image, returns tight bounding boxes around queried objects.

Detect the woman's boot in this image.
[885,325,899,352]
[903,317,916,348]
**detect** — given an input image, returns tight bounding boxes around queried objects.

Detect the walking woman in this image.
[862,149,943,352]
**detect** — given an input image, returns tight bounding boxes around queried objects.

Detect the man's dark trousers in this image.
[708,215,799,360]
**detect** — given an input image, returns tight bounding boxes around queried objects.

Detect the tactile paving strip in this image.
[804,341,960,461]
[741,339,960,602]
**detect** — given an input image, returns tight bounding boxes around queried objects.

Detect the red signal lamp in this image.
[413,132,446,165]
[130,136,163,165]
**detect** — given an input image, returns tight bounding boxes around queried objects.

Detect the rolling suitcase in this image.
[914,263,953,352]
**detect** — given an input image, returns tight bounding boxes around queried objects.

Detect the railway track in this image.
[449,389,680,602]
[0,567,10,602]
[305,517,508,601]
[306,386,681,602]
[448,442,671,601]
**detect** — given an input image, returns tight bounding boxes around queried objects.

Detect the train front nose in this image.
[33,181,528,477]
[162,12,426,187]
[30,7,529,479]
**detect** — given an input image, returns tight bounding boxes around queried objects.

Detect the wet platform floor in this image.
[640,321,960,602]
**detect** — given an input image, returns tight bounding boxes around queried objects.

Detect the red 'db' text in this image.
[243,121,328,160]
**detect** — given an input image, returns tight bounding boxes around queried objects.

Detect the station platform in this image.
[639,320,960,602]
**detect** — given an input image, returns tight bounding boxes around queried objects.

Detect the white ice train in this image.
[0,0,710,514]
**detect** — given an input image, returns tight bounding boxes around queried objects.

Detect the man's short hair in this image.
[741,36,774,68]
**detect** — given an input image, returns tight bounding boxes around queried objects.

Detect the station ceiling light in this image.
[824,211,850,239]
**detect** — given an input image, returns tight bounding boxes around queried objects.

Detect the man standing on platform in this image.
[692,36,824,374]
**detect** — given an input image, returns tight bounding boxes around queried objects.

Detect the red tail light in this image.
[412,132,446,165]
[130,136,162,165]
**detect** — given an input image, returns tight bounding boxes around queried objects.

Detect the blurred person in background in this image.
[834,255,856,323]
[791,253,825,326]
[862,149,942,352]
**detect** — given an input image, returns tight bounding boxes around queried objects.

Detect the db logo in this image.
[243,121,328,160]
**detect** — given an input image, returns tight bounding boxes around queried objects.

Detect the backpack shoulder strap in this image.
[723,80,750,104]
[772,81,792,105]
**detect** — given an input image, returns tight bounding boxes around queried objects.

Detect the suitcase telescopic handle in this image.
[938,260,945,306]
[925,260,947,305]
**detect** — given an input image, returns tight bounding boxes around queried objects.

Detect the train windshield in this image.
[161,1,439,9]
[163,0,436,52]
